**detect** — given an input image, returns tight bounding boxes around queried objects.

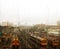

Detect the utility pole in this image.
[0,6,1,20]
[17,8,20,26]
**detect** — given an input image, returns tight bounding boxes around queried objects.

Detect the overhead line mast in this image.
[17,7,20,26]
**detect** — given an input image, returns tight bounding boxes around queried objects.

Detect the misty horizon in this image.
[0,0,60,25]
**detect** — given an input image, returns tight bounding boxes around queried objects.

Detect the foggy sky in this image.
[0,0,60,25]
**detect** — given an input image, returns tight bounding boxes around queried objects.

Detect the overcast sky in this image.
[0,0,60,25]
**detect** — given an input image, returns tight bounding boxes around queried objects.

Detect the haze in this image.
[0,0,60,25]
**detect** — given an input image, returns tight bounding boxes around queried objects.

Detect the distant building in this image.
[33,23,60,32]
[57,21,60,26]
[48,25,60,32]
[0,22,13,26]
[34,24,47,29]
